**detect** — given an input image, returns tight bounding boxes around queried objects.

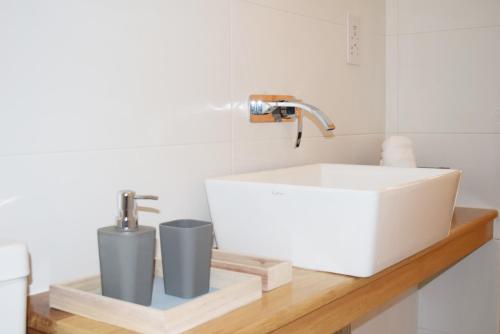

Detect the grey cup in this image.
[159,220,213,298]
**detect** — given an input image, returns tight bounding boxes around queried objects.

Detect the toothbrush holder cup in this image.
[159,219,213,298]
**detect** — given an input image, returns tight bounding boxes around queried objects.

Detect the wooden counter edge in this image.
[27,207,498,334]
[272,207,498,333]
[189,207,498,333]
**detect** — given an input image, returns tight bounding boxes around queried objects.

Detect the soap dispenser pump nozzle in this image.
[116,190,159,232]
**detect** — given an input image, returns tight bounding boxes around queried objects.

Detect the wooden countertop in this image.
[28,207,498,334]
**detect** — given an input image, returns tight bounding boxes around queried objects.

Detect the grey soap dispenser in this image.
[97,190,158,306]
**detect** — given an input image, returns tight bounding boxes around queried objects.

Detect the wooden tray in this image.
[50,268,262,334]
[211,249,292,291]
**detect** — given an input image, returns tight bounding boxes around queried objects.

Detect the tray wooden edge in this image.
[49,248,290,333]
[49,269,262,334]
[50,278,164,334]
[211,250,292,291]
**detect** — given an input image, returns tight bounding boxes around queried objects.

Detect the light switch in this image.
[347,13,360,65]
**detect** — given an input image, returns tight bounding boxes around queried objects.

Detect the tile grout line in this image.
[417,325,453,334]
[0,134,390,159]
[241,0,344,26]
[3,132,500,159]
[395,0,400,135]
[394,132,500,135]
[0,141,234,159]
[395,23,500,36]
[231,133,386,145]
[229,0,235,175]
[241,0,385,37]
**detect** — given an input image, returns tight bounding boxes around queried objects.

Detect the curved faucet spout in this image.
[266,101,335,131]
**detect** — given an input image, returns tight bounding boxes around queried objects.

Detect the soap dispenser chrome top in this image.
[116,190,158,232]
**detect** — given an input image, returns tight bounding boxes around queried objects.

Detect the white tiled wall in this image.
[417,242,499,334]
[386,0,500,333]
[0,0,385,295]
[352,288,418,334]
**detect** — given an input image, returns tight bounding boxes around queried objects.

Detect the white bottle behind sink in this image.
[0,239,30,334]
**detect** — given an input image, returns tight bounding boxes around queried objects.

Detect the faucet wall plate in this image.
[248,94,334,148]
[249,94,304,147]
[249,94,302,124]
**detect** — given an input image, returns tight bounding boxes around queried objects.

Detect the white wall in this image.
[386,0,500,333]
[418,242,498,334]
[352,288,418,334]
[0,0,385,294]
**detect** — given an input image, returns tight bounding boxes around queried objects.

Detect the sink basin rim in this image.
[208,163,461,193]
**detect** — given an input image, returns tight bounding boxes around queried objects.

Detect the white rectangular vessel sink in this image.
[205,164,461,277]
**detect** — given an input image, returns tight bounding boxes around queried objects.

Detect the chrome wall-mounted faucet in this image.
[248,95,335,147]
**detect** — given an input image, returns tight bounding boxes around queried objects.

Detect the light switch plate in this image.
[347,13,360,65]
